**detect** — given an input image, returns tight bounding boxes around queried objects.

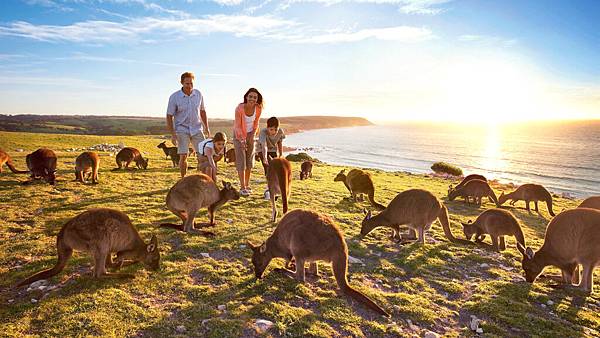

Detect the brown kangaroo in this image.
[224,148,236,163]
[75,151,100,184]
[578,196,600,210]
[267,158,292,222]
[334,169,385,210]
[114,147,148,170]
[448,179,499,206]
[300,161,313,180]
[498,183,555,216]
[461,208,525,252]
[157,141,179,167]
[516,208,600,292]
[361,189,456,244]
[25,148,57,185]
[0,149,28,174]
[248,209,389,316]
[161,174,240,234]
[448,173,487,195]
[17,208,160,287]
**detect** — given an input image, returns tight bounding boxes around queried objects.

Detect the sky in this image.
[0,0,599,123]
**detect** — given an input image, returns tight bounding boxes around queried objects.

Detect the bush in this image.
[431,162,463,176]
[285,152,316,162]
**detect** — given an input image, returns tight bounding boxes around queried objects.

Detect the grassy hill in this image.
[0,131,598,337]
[0,115,373,136]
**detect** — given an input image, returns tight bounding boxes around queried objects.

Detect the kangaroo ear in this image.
[259,242,267,253]
[468,220,472,224]
[223,181,231,189]
[461,222,468,228]
[366,210,372,220]
[525,247,534,259]
[147,235,158,252]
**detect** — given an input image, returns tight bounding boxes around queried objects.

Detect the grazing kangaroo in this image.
[300,161,313,180]
[17,208,160,287]
[114,147,148,170]
[334,169,385,210]
[25,148,57,185]
[160,174,240,234]
[248,209,389,316]
[224,148,236,163]
[448,174,487,195]
[461,208,525,252]
[578,196,600,210]
[267,158,292,222]
[361,189,456,244]
[75,151,100,184]
[516,208,600,292]
[448,179,499,206]
[498,184,555,216]
[157,141,179,167]
[0,149,28,174]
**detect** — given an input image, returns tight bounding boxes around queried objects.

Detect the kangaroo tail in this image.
[438,204,456,242]
[367,190,386,210]
[17,238,72,287]
[276,163,289,214]
[6,160,28,174]
[332,254,389,316]
[159,223,185,231]
[514,224,526,248]
[489,190,500,207]
[546,198,555,216]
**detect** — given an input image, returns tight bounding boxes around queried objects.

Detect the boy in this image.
[257,117,285,172]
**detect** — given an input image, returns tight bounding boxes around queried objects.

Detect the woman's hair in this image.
[243,88,263,107]
[213,132,227,143]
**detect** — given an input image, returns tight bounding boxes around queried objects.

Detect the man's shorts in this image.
[176,132,204,155]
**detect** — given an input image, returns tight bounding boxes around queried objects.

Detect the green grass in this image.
[1,130,599,337]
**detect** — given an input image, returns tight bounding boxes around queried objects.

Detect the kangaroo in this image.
[578,196,600,210]
[267,158,292,222]
[157,141,179,167]
[516,208,600,292]
[498,183,555,216]
[300,161,313,180]
[160,174,240,234]
[224,148,236,163]
[17,208,160,287]
[448,179,499,206]
[361,189,456,244]
[25,148,57,185]
[448,173,487,195]
[248,209,389,316]
[461,208,525,252]
[75,151,100,184]
[0,149,28,174]
[334,169,385,210]
[114,147,148,170]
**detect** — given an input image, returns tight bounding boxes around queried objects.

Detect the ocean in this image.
[284,121,600,198]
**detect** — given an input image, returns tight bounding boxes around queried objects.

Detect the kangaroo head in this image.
[247,241,271,279]
[299,171,305,180]
[498,191,507,205]
[157,142,166,149]
[142,235,160,271]
[46,170,57,185]
[333,169,346,182]
[221,181,240,201]
[448,188,459,201]
[447,184,454,196]
[516,242,542,283]
[461,220,476,240]
[141,157,149,169]
[360,209,377,237]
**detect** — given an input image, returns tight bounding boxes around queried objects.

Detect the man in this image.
[166,72,210,177]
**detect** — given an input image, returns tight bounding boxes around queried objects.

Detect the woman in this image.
[197,132,227,182]
[233,88,263,196]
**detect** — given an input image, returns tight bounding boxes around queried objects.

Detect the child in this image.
[197,132,227,182]
[257,117,286,172]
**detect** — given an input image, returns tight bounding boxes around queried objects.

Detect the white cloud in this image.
[23,0,74,12]
[278,0,451,14]
[458,34,518,46]
[0,15,432,45]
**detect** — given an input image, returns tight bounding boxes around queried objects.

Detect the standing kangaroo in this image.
[578,196,600,210]
[157,141,179,167]
[161,174,240,234]
[114,147,148,170]
[0,149,28,174]
[267,158,292,222]
[498,184,555,216]
[448,179,499,206]
[361,189,456,244]
[25,148,57,185]
[448,174,487,195]
[300,161,313,180]
[17,208,160,287]
[516,208,600,292]
[461,208,525,252]
[75,151,100,184]
[224,148,236,164]
[248,209,389,316]
[334,169,385,210]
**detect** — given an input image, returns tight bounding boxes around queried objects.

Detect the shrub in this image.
[285,152,316,162]
[431,162,463,176]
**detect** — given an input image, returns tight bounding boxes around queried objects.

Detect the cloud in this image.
[278,0,451,14]
[23,0,74,12]
[0,15,432,44]
[458,34,518,46]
